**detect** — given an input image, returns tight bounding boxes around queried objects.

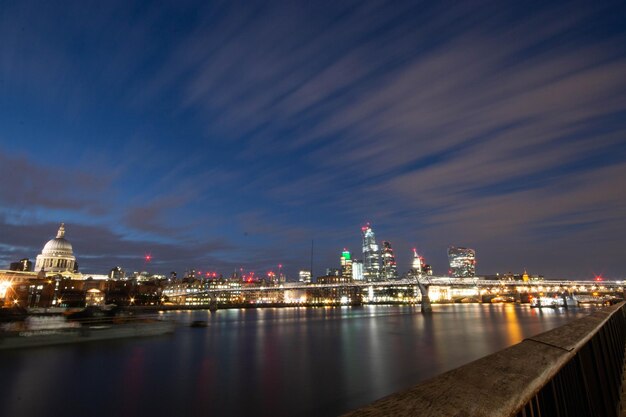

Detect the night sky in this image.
[1,0,625,279]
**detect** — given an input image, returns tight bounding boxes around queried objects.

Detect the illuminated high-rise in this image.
[447,246,476,277]
[340,249,353,281]
[380,241,398,280]
[410,248,423,276]
[352,260,364,281]
[299,270,311,283]
[361,223,380,281]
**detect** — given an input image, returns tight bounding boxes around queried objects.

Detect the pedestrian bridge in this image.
[163,277,624,309]
[167,276,624,294]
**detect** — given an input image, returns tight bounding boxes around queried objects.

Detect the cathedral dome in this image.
[35,223,77,274]
[42,236,73,256]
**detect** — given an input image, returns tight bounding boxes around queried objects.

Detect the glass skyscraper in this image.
[447,246,476,277]
[380,241,398,280]
[361,223,381,281]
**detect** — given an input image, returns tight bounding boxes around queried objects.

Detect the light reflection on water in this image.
[0,304,590,417]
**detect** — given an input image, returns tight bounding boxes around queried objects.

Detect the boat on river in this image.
[0,315,175,350]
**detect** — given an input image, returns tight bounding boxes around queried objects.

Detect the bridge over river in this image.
[163,276,625,309]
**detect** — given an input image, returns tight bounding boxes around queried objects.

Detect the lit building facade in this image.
[340,250,353,281]
[34,223,78,275]
[410,248,423,276]
[326,268,341,276]
[352,260,364,281]
[380,241,398,280]
[299,270,311,283]
[10,258,32,272]
[447,246,476,277]
[361,223,380,281]
[109,266,125,280]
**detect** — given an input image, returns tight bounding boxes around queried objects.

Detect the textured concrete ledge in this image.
[343,303,624,417]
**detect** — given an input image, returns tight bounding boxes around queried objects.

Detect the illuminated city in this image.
[2,1,626,417]
[1,222,622,310]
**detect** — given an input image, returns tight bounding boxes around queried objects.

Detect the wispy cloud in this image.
[1,1,625,277]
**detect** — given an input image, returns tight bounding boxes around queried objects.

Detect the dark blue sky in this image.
[1,0,626,279]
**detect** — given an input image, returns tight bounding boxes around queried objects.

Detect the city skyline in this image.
[0,220,603,281]
[1,1,626,279]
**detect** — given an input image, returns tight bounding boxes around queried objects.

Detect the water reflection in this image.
[503,304,523,345]
[0,305,589,417]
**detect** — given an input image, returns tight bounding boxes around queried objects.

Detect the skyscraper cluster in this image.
[340,223,433,281]
[333,223,473,281]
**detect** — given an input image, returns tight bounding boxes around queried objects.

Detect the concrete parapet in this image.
[344,302,626,417]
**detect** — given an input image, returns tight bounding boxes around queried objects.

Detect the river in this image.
[0,304,591,417]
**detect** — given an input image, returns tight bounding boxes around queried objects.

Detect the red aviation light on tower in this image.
[594,274,604,282]
[144,254,152,262]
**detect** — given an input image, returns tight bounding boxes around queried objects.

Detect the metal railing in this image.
[343,302,626,417]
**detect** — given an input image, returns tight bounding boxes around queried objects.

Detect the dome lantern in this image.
[56,223,65,239]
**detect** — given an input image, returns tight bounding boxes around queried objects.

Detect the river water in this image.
[0,304,591,417]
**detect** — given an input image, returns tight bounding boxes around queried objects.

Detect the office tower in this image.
[326,268,341,276]
[352,260,364,281]
[299,270,312,283]
[411,248,423,276]
[340,249,353,281]
[380,241,398,280]
[361,223,380,281]
[448,246,476,277]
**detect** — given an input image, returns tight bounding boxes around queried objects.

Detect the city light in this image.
[0,280,10,298]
